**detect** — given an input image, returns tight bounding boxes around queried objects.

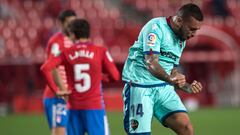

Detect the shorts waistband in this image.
[123,81,168,88]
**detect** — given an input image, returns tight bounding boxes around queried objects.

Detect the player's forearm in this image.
[145,54,173,84]
[147,61,173,84]
[41,65,59,93]
[171,67,178,75]
[178,83,192,93]
[109,67,120,81]
[52,69,67,91]
[104,62,120,82]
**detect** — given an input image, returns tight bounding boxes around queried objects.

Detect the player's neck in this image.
[61,29,68,36]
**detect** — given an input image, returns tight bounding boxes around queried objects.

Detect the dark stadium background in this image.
[0,0,240,135]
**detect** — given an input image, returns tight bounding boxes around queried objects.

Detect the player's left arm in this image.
[102,49,120,81]
[180,81,202,93]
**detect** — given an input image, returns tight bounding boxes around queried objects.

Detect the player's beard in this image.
[177,26,186,41]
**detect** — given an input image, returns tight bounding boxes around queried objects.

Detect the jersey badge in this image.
[147,33,157,46]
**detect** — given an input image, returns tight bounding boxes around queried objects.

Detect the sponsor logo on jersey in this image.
[160,50,177,61]
[147,33,157,46]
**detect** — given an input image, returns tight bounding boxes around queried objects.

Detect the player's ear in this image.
[176,16,183,27]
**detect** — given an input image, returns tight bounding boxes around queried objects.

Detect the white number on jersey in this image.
[74,64,91,93]
[51,43,61,56]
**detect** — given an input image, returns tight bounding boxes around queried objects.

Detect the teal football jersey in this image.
[122,17,186,85]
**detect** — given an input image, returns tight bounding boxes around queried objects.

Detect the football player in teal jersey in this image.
[122,3,203,135]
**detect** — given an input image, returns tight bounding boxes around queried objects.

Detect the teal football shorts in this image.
[123,82,187,134]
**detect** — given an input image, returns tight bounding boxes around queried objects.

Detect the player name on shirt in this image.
[69,50,94,60]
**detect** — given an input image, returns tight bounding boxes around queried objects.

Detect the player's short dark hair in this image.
[69,19,90,39]
[177,3,204,21]
[58,9,76,23]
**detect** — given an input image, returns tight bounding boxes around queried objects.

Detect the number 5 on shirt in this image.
[74,64,91,93]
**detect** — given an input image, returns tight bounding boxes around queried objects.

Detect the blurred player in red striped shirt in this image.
[42,10,76,135]
[41,19,120,135]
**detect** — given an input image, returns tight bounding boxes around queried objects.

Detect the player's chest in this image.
[160,33,184,54]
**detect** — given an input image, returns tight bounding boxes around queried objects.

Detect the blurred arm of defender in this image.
[41,54,71,99]
[52,69,67,92]
[46,40,69,95]
[102,49,120,82]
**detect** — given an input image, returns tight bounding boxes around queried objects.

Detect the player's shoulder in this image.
[88,43,107,52]
[88,44,108,59]
[141,17,165,32]
[47,32,65,50]
[48,32,64,43]
[149,16,166,23]
[94,45,106,50]
[71,42,108,53]
[142,17,167,34]
[63,44,75,52]
[147,17,167,26]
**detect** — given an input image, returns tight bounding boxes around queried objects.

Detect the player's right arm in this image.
[52,69,66,92]
[41,55,63,92]
[46,39,67,92]
[41,53,71,98]
[145,53,185,87]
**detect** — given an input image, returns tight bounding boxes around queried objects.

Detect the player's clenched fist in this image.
[190,80,202,93]
[170,69,186,88]
[170,74,186,88]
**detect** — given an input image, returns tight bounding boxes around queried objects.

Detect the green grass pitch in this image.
[0,108,239,135]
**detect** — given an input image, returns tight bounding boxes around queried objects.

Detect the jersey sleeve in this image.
[143,22,162,54]
[102,48,120,81]
[41,53,65,92]
[46,39,62,59]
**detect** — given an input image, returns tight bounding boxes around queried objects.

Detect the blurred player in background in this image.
[122,3,203,135]
[42,9,76,135]
[41,19,120,135]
